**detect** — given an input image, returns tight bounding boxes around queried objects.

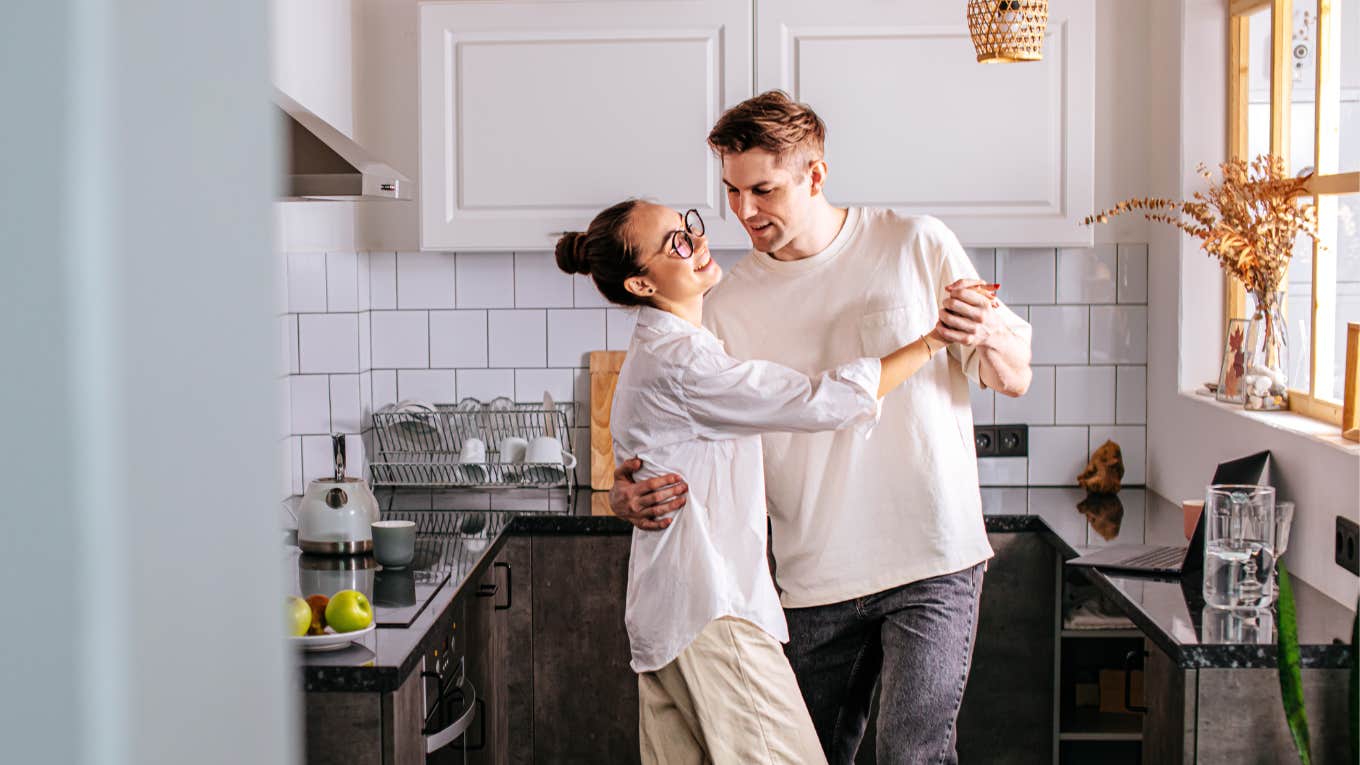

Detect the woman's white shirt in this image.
[612,306,881,672]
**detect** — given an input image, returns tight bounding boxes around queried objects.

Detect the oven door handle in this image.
[424,677,477,755]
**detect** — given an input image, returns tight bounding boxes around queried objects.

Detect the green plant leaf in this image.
[1350,600,1357,762]
[1277,562,1312,764]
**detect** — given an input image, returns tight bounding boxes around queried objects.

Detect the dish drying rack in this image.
[369,399,576,495]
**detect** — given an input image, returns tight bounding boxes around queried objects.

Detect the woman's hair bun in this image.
[554,231,590,275]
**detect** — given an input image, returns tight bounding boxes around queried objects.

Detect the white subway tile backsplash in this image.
[370,252,397,309]
[456,252,514,309]
[278,437,294,503]
[358,313,371,371]
[488,310,547,367]
[356,252,371,312]
[370,311,429,369]
[1088,425,1146,484]
[970,384,994,425]
[456,369,515,402]
[514,252,574,308]
[360,371,374,430]
[1117,244,1148,304]
[1090,306,1148,364]
[372,370,397,411]
[978,457,1028,486]
[996,248,1056,304]
[290,375,330,434]
[1116,365,1147,424]
[1029,306,1089,364]
[398,252,456,309]
[330,374,362,433]
[276,378,292,441]
[430,310,489,368]
[573,275,611,308]
[397,369,457,403]
[326,252,359,311]
[606,309,639,351]
[299,313,359,373]
[301,435,332,484]
[966,248,996,284]
[1056,245,1117,304]
[995,366,1054,425]
[1027,426,1089,485]
[290,436,304,495]
[548,309,606,368]
[1055,366,1115,425]
[980,487,1028,515]
[287,252,327,313]
[282,315,299,375]
[516,368,576,405]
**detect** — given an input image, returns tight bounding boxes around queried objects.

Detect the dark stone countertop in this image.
[1008,487,1355,670]
[298,487,1354,692]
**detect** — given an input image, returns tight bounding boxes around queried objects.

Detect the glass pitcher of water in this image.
[1203,485,1293,609]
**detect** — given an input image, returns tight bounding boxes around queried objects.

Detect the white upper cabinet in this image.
[419,1,753,251]
[756,0,1095,246]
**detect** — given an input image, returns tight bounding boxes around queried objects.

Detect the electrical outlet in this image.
[995,424,1028,458]
[973,425,997,457]
[1336,516,1359,575]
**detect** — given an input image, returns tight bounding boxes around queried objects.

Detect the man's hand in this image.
[609,457,688,530]
[936,278,1006,349]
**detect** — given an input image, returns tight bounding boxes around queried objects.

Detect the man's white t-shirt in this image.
[703,207,1032,608]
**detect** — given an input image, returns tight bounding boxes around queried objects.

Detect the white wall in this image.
[1145,0,1360,608]
[3,2,295,763]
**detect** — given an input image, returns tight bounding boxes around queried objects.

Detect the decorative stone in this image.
[1077,440,1125,494]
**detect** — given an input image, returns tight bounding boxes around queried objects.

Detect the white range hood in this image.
[275,88,411,202]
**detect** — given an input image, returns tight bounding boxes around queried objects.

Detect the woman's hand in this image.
[609,457,688,531]
[936,279,1005,349]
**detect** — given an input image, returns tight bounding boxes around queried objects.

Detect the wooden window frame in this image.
[1226,0,1360,426]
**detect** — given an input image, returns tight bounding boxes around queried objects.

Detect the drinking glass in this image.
[1203,485,1280,609]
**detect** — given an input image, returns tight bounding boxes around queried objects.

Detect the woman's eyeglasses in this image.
[668,209,706,259]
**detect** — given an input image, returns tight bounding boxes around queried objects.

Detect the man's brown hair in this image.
[706,90,826,174]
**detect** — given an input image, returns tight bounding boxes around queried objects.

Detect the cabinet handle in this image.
[1123,650,1148,713]
[493,561,512,610]
[476,561,512,610]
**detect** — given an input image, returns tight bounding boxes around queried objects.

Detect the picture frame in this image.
[1215,318,1251,404]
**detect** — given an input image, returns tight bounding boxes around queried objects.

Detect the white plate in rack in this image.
[290,622,376,652]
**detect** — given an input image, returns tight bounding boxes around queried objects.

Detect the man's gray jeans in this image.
[783,562,985,765]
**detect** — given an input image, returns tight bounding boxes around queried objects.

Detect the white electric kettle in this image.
[297,435,381,554]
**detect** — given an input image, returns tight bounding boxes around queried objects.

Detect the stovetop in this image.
[287,510,513,629]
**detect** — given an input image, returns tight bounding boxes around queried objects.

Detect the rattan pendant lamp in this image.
[967,0,1048,63]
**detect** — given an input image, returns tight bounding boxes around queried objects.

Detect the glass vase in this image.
[1243,293,1289,411]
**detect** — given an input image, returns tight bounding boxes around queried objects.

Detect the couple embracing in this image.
[555,92,1033,765]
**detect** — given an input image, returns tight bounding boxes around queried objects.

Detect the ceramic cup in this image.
[525,435,576,483]
[371,520,416,569]
[496,436,528,479]
[459,437,487,483]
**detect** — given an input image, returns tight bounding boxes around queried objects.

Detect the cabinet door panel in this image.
[757,0,1093,246]
[421,1,753,250]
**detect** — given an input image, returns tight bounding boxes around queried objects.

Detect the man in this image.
[611,91,1032,764]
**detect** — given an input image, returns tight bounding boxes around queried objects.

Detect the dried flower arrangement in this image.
[1085,154,1322,409]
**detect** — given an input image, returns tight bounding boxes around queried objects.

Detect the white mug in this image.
[459,437,487,483]
[525,435,576,482]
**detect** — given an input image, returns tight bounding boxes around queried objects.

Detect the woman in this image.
[556,200,950,765]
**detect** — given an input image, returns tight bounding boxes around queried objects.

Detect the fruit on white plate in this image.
[287,596,311,637]
[325,590,373,633]
[305,594,330,635]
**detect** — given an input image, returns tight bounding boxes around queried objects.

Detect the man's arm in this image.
[935,278,1033,397]
[609,457,688,530]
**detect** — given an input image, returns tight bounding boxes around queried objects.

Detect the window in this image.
[1227,0,1360,425]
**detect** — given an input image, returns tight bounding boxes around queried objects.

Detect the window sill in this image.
[1180,389,1360,456]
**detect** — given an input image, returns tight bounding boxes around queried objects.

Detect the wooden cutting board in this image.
[589,351,627,490]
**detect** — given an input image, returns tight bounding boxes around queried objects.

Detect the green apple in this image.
[324,589,373,633]
[286,596,311,637]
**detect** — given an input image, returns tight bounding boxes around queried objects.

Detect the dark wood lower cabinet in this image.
[304,667,423,765]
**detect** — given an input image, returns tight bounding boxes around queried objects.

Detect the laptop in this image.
[1067,451,1271,577]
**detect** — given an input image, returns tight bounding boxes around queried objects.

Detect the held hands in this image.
[935,279,1007,349]
[609,457,688,531]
